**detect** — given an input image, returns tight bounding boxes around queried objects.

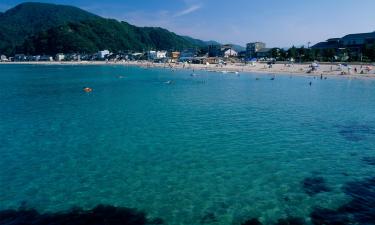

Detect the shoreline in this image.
[1,61,375,79]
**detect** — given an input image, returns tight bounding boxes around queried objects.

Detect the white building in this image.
[223,49,238,58]
[55,53,65,61]
[0,55,8,61]
[98,50,110,59]
[148,50,167,60]
[156,51,167,59]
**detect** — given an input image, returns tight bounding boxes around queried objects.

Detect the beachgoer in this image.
[83,87,93,93]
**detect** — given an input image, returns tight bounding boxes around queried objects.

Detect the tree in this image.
[287,46,297,60]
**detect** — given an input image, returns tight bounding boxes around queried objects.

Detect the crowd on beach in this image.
[128,61,375,79]
[2,60,375,79]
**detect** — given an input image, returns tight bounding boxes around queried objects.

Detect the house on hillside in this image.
[156,51,167,59]
[55,53,65,61]
[171,51,180,62]
[98,50,110,59]
[223,48,238,58]
[0,55,8,62]
[14,54,27,61]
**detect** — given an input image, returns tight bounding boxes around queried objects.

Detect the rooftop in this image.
[342,31,375,40]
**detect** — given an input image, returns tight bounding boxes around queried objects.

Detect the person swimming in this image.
[83,87,93,93]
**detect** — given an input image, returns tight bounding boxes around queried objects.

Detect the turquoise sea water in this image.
[0,64,375,224]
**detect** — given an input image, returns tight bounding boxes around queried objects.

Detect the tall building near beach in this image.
[246,42,266,58]
[208,44,221,57]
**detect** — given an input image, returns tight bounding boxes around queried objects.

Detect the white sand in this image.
[2,61,375,79]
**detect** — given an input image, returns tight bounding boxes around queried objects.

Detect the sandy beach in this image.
[2,61,375,79]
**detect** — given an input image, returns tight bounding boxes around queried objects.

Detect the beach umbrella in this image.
[311,62,319,68]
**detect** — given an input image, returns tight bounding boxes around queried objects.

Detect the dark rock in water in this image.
[0,204,162,225]
[338,130,365,142]
[341,172,350,177]
[283,196,291,202]
[241,218,263,225]
[362,156,375,166]
[340,177,375,223]
[275,217,306,225]
[149,218,165,224]
[302,177,331,196]
[310,208,349,225]
[335,123,375,142]
[310,176,375,225]
[200,212,218,224]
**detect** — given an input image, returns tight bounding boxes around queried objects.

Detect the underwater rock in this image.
[0,204,163,225]
[200,212,218,224]
[310,208,349,225]
[310,176,375,224]
[241,218,263,225]
[341,177,375,223]
[362,156,375,166]
[335,123,375,142]
[275,217,306,225]
[302,177,331,196]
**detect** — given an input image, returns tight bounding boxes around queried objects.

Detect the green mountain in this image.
[182,36,220,47]
[22,19,199,55]
[0,2,100,55]
[0,2,243,56]
[0,2,210,55]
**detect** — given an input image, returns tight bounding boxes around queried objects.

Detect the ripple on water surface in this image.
[0,65,375,224]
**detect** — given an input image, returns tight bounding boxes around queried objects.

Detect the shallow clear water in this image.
[0,64,375,224]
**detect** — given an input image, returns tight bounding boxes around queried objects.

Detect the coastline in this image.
[1,61,375,79]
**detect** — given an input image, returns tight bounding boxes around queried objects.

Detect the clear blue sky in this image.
[1,0,375,47]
